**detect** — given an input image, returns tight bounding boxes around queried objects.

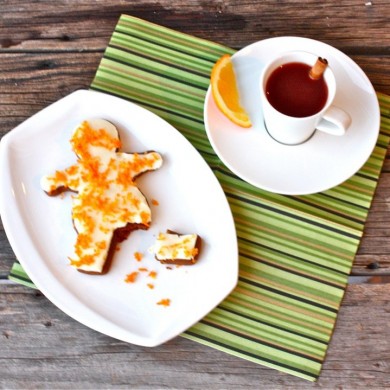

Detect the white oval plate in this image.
[204,37,380,195]
[0,90,238,347]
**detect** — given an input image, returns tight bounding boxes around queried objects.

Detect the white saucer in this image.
[204,37,380,195]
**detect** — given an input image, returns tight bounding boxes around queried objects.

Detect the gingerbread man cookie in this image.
[41,119,163,274]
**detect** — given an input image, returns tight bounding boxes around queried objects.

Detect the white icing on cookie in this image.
[153,232,198,261]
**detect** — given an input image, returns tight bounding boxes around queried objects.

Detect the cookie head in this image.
[70,119,121,159]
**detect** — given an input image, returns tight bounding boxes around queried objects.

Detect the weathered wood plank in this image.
[1,0,389,52]
[0,55,388,104]
[0,282,389,389]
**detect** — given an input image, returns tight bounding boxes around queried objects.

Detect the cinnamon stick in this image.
[309,57,328,80]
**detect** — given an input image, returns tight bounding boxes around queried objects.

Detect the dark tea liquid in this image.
[265,62,328,118]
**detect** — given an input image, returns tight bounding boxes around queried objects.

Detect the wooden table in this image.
[1,1,389,388]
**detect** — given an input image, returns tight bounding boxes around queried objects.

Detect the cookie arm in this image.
[119,151,163,178]
[40,164,80,196]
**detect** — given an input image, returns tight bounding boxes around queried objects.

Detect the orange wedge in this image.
[210,54,252,128]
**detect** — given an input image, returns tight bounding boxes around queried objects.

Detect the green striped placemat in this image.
[9,15,390,381]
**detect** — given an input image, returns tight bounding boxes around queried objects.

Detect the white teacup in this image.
[260,51,352,145]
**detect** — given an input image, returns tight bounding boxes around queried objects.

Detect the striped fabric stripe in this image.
[9,262,36,289]
[9,15,390,381]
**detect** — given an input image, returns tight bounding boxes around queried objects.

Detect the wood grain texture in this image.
[1,283,389,389]
[0,0,390,388]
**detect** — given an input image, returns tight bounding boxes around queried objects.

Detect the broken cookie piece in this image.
[153,231,201,265]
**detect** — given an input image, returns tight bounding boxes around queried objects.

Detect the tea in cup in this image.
[260,51,351,145]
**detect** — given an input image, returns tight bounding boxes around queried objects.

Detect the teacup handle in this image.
[316,106,352,136]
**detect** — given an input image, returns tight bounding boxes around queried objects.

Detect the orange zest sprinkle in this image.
[140,211,150,225]
[69,255,95,267]
[148,271,157,279]
[65,165,79,176]
[96,240,107,250]
[124,271,139,283]
[138,267,148,272]
[157,298,171,307]
[74,233,92,250]
[54,170,68,183]
[134,251,143,262]
[151,199,159,206]
[147,283,155,289]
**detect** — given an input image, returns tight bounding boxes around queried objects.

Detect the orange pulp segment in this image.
[210,54,252,128]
